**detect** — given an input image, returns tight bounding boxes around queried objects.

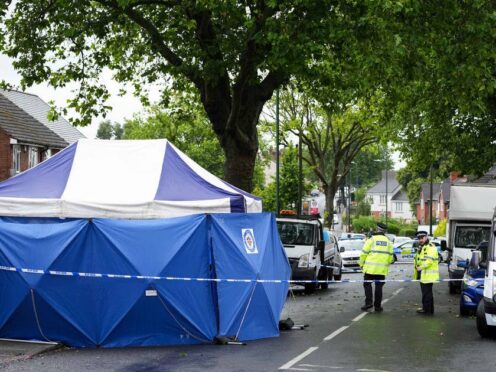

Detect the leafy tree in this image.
[266,84,385,226]
[96,120,114,140]
[96,120,124,139]
[1,0,367,191]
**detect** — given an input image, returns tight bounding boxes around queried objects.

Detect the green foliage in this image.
[252,182,276,213]
[352,216,418,236]
[123,94,225,178]
[434,219,447,238]
[96,120,123,140]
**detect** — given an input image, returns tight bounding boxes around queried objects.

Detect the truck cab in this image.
[446,184,494,294]
[476,207,496,338]
[276,214,342,294]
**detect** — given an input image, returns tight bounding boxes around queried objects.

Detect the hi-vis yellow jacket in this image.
[413,242,440,283]
[359,234,394,275]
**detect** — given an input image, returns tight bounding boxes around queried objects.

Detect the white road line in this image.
[382,299,389,304]
[323,326,349,341]
[352,312,368,322]
[279,347,319,370]
[300,364,343,369]
[392,287,404,296]
[287,368,312,371]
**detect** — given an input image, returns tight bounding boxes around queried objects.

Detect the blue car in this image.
[459,241,488,316]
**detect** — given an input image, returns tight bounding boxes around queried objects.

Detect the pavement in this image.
[0,339,60,367]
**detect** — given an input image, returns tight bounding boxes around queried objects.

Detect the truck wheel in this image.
[333,264,342,281]
[305,270,317,294]
[476,301,496,338]
[320,268,329,290]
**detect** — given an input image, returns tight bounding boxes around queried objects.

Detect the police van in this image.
[276,211,342,294]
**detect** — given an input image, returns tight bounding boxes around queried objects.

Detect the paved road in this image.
[2,264,495,372]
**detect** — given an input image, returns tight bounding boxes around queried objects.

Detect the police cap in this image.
[415,230,428,238]
[376,222,387,232]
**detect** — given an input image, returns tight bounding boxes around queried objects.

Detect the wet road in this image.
[2,264,495,372]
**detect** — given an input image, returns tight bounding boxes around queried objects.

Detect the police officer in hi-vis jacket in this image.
[359,222,394,312]
[414,231,439,315]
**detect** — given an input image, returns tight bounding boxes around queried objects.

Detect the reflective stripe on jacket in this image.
[359,234,394,275]
[413,242,439,283]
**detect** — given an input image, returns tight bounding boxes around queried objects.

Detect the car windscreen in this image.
[277,222,315,245]
[454,226,490,249]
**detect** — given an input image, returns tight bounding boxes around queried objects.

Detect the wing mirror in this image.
[339,247,345,253]
[440,240,451,252]
[315,240,325,255]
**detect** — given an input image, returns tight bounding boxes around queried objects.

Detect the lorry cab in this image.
[476,208,496,338]
[276,213,341,294]
[446,184,494,294]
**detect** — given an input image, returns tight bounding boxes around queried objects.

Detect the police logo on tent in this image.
[242,228,258,254]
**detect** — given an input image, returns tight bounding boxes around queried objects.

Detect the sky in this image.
[0,54,405,169]
[0,54,160,139]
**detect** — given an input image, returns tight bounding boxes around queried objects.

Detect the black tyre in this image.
[304,270,317,294]
[476,300,496,338]
[333,264,342,281]
[459,299,471,317]
[319,267,329,290]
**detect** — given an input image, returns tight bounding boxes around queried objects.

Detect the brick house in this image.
[0,90,85,181]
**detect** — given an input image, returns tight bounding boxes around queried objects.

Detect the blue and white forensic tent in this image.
[0,139,290,347]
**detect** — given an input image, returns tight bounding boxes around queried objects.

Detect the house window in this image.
[395,202,403,212]
[28,147,38,168]
[12,144,21,174]
[380,195,386,205]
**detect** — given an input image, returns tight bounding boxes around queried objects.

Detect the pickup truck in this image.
[276,215,342,294]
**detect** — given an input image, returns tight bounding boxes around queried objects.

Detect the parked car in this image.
[459,241,488,316]
[393,239,417,262]
[431,238,448,262]
[393,236,411,246]
[339,234,366,271]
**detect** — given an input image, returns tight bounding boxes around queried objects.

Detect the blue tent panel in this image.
[210,213,290,340]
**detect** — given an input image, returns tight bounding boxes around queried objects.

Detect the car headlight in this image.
[298,253,310,268]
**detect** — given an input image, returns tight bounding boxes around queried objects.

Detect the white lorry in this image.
[446,184,495,294]
[476,207,496,338]
[276,214,342,294]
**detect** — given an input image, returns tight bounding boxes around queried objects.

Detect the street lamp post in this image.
[275,89,280,215]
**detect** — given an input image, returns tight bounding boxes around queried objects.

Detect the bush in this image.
[399,228,417,238]
[434,219,447,237]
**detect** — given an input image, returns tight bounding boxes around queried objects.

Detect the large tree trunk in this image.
[223,135,258,192]
[323,184,338,228]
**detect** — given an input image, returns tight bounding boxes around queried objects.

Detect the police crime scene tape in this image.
[0,265,482,284]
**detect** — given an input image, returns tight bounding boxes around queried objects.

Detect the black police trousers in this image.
[363,273,385,309]
[420,282,434,314]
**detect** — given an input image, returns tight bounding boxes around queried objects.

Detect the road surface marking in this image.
[287,368,312,371]
[352,312,368,322]
[300,364,343,369]
[393,287,404,296]
[279,347,319,370]
[323,326,349,341]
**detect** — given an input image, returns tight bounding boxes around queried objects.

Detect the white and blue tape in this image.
[0,265,481,284]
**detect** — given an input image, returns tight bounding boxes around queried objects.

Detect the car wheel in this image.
[459,298,471,317]
[476,301,496,338]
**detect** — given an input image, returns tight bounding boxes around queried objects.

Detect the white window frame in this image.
[28,147,38,168]
[395,202,403,212]
[12,144,21,174]
[380,195,386,205]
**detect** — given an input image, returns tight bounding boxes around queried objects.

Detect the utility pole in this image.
[297,130,302,216]
[429,165,433,236]
[348,169,352,232]
[276,89,280,215]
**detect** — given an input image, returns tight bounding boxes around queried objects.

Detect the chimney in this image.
[449,171,460,183]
